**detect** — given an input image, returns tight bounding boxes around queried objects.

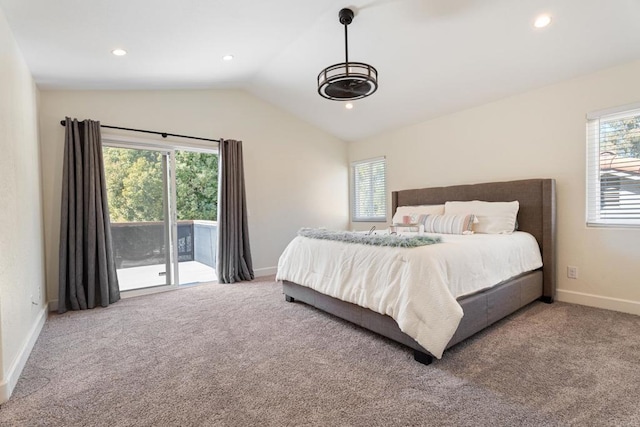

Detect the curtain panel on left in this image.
[58,118,120,313]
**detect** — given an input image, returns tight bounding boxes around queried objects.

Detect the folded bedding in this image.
[276,231,542,359]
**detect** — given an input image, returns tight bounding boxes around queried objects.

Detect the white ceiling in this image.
[1,0,639,141]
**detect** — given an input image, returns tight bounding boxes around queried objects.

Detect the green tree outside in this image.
[600,116,640,158]
[175,150,218,221]
[103,147,218,223]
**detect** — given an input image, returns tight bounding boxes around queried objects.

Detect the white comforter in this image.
[276,231,543,359]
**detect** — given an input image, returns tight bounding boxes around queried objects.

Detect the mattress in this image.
[276,231,542,358]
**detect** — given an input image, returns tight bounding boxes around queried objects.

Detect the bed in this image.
[278,179,556,364]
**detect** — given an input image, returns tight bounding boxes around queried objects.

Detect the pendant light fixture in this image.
[317,8,378,101]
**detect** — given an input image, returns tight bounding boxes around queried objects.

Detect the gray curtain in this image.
[217,139,254,283]
[58,118,120,313]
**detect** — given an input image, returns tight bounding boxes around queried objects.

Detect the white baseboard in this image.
[48,299,58,312]
[0,305,48,404]
[556,289,640,316]
[254,266,277,278]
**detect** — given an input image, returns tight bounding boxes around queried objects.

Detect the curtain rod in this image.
[59,119,221,143]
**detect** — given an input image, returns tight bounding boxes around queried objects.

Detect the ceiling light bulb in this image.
[111,48,127,56]
[345,103,354,110]
[222,55,234,61]
[534,14,552,28]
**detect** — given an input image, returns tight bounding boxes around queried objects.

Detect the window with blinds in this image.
[351,157,387,222]
[587,103,640,227]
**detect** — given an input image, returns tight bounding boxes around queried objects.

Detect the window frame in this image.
[586,102,640,228]
[350,156,387,223]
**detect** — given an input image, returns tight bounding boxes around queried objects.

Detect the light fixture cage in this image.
[318,8,378,101]
[318,62,378,100]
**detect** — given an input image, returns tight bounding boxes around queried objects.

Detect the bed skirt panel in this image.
[282,269,542,357]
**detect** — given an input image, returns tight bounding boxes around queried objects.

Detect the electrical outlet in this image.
[567,266,578,279]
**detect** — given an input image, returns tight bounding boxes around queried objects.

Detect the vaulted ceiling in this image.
[1,0,639,141]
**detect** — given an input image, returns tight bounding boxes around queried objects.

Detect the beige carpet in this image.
[1,277,639,426]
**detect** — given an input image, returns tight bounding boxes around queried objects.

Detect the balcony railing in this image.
[110,220,218,269]
[110,220,218,290]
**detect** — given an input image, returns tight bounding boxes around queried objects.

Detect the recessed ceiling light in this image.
[534,14,552,28]
[111,48,127,56]
[345,103,354,110]
[222,55,234,61]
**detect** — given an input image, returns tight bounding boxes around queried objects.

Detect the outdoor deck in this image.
[118,260,217,291]
[112,220,218,292]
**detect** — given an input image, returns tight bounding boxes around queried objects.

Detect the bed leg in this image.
[540,296,554,304]
[285,295,295,303]
[413,350,433,365]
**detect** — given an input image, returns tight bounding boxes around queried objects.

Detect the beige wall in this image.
[0,9,47,402]
[39,89,349,307]
[349,60,640,315]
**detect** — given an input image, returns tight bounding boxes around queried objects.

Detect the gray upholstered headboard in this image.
[392,179,556,300]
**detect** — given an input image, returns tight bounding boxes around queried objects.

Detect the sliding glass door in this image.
[103,146,175,291]
[103,141,219,292]
[174,149,219,285]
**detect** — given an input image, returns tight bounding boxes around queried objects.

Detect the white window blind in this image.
[351,157,387,222]
[586,103,640,227]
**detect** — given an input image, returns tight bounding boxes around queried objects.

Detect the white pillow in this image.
[444,200,519,234]
[392,204,445,224]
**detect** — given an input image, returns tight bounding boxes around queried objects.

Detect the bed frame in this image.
[282,179,556,364]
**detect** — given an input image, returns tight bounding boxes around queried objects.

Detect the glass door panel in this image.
[103,146,174,291]
[175,149,219,285]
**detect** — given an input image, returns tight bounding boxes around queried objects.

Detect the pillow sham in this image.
[392,204,445,225]
[444,200,519,234]
[419,213,476,235]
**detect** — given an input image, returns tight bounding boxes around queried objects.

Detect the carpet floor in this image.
[1,277,639,426]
